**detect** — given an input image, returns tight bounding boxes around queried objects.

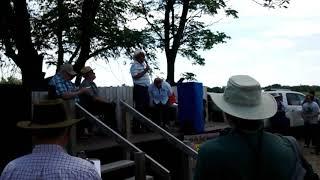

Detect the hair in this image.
[225,113,263,131]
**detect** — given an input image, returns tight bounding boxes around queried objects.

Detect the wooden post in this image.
[134,152,146,180]
[181,140,193,180]
[63,99,77,155]
[121,105,131,160]
[181,153,192,180]
[121,106,131,139]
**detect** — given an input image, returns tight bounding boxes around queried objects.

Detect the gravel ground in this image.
[298,140,320,175]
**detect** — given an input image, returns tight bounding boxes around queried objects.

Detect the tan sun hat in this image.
[60,63,77,76]
[208,75,277,120]
[17,99,83,129]
[81,66,94,75]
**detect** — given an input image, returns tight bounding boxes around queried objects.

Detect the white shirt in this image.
[148,81,172,105]
[302,101,319,124]
[130,60,150,86]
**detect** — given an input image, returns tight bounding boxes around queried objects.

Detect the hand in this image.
[145,64,150,72]
[79,87,91,94]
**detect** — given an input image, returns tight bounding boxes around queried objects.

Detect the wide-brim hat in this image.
[17,99,83,129]
[60,63,77,76]
[208,75,277,120]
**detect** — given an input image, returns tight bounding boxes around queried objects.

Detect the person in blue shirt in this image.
[49,63,90,102]
[0,99,101,180]
[148,77,172,127]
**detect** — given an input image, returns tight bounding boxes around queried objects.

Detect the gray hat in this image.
[208,75,277,120]
[60,63,77,76]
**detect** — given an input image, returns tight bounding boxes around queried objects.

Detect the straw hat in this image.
[81,66,94,75]
[208,75,277,120]
[17,99,83,129]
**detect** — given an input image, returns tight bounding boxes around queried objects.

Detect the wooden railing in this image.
[76,103,171,180]
[120,100,198,180]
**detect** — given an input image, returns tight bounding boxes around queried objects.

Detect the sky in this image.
[44,0,320,88]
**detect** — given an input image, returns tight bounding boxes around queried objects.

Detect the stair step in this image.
[101,160,135,174]
[125,175,154,180]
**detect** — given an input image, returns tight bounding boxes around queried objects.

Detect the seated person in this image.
[79,66,116,130]
[48,63,90,102]
[148,77,172,127]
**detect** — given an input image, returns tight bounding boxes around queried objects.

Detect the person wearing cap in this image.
[49,63,90,102]
[130,49,151,132]
[79,66,116,130]
[148,77,173,127]
[194,75,298,180]
[0,99,101,180]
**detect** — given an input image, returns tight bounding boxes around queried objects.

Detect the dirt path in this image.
[299,140,320,175]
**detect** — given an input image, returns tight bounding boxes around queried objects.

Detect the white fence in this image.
[32,85,208,131]
[98,85,208,127]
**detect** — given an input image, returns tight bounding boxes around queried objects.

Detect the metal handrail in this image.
[75,103,171,180]
[120,100,198,159]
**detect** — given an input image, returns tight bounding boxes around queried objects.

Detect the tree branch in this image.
[140,0,164,41]
[88,46,110,59]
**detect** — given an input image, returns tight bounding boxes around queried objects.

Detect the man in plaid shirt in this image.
[49,63,90,102]
[0,99,101,180]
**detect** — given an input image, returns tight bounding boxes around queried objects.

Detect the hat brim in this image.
[68,71,77,76]
[17,117,84,129]
[208,92,277,120]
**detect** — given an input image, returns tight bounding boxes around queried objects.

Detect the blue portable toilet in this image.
[177,82,204,134]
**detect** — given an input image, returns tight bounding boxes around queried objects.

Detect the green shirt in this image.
[194,130,296,180]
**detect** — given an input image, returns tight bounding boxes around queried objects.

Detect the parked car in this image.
[264,89,305,128]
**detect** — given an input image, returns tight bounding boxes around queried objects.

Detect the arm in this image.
[130,63,150,79]
[148,85,154,106]
[61,88,90,100]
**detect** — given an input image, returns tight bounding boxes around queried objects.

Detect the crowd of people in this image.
[1,49,319,179]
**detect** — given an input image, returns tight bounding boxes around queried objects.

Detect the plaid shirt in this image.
[0,144,101,180]
[49,73,79,102]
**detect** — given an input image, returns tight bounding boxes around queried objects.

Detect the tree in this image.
[0,0,44,89]
[0,0,155,88]
[134,0,290,84]
[135,0,237,84]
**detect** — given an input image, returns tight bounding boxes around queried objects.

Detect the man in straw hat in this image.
[194,75,304,180]
[79,66,116,130]
[49,63,90,101]
[0,99,101,179]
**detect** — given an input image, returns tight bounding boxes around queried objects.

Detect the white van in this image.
[264,89,305,127]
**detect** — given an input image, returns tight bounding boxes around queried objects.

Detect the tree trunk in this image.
[74,0,99,85]
[166,50,176,84]
[57,0,64,70]
[14,0,44,89]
